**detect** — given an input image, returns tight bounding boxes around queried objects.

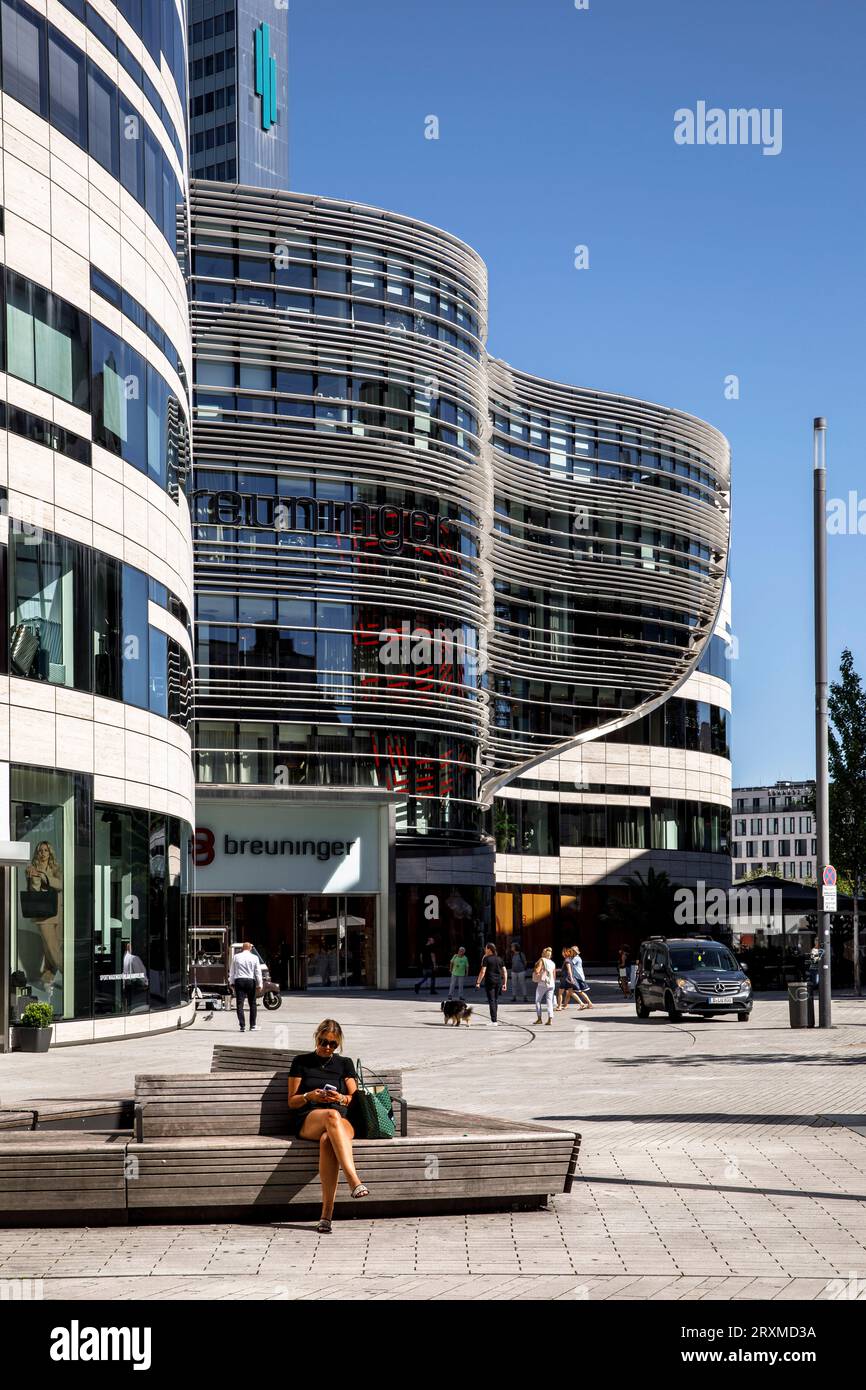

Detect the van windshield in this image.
[668,947,739,972]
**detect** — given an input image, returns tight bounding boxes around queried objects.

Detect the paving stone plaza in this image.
[2,979,866,1301]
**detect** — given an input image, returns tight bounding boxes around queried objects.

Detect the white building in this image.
[731,780,816,882]
[1,0,195,1042]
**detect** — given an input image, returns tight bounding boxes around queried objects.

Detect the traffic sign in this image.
[822,865,837,887]
[823,887,837,913]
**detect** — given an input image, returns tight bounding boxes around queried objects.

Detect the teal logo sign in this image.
[254,22,277,131]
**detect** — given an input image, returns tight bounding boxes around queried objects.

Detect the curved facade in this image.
[487,362,730,785]
[190,183,490,844]
[188,183,731,985]
[1,0,194,1040]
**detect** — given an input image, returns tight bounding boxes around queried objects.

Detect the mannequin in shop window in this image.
[24,841,63,996]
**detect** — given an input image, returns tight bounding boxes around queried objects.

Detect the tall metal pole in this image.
[813,417,832,1027]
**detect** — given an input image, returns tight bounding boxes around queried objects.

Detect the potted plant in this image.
[14,1002,54,1053]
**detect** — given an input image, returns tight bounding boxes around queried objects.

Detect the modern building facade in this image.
[187,0,287,189]
[493,587,733,962]
[732,780,816,882]
[1,0,195,1040]
[188,183,732,985]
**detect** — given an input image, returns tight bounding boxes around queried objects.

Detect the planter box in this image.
[12,1027,53,1053]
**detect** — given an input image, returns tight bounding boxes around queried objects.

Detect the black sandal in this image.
[316,1218,332,1234]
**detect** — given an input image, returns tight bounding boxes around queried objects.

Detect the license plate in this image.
[709,997,733,1004]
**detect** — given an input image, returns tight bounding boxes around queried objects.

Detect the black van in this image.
[635,936,753,1022]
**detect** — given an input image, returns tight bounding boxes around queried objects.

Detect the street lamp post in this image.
[813,417,832,1027]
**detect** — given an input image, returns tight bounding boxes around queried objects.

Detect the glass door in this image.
[304,895,376,988]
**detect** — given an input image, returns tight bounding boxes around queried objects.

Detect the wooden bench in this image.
[127,1069,580,1221]
[0,1132,129,1226]
[209,1044,408,1135]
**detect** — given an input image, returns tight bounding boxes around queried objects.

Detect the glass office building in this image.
[187,0,288,189]
[0,0,195,1040]
[188,184,732,985]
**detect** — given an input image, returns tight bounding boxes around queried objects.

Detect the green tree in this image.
[828,648,866,994]
[611,868,682,937]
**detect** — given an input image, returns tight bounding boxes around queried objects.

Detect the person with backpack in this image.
[532,947,557,1025]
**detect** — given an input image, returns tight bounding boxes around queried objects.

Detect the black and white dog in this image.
[440,998,473,1026]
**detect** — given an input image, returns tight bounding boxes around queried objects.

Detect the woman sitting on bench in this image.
[287,1019,369,1232]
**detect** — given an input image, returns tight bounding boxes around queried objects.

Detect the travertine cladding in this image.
[0,2,194,825]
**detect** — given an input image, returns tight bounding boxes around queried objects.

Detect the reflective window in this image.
[118,93,144,199]
[12,765,91,1018]
[94,806,151,1017]
[9,528,90,690]
[122,564,149,709]
[87,58,119,177]
[6,271,90,409]
[48,27,87,147]
[91,321,147,472]
[1,0,47,118]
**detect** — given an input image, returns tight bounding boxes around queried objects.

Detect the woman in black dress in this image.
[287,1019,369,1232]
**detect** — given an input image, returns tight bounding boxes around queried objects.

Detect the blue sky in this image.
[287,0,866,786]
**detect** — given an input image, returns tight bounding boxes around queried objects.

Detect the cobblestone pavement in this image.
[2,984,866,1299]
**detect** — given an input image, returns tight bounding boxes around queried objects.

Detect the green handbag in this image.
[353,1060,396,1139]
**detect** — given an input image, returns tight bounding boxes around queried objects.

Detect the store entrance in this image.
[225,893,376,991]
[305,895,375,989]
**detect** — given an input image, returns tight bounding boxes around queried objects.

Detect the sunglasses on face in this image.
[318,1038,339,1049]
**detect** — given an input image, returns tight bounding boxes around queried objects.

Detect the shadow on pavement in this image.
[570,1173,866,1203]
[606,1051,866,1066]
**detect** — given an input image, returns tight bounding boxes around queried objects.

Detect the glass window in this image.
[167,640,192,731]
[87,59,119,178]
[10,527,90,690]
[2,0,47,118]
[48,27,87,147]
[12,765,91,1019]
[118,93,144,199]
[146,362,169,488]
[122,563,149,708]
[92,550,122,700]
[91,321,147,471]
[651,801,680,851]
[6,271,90,409]
[148,627,168,717]
[143,125,162,226]
[520,802,559,856]
[94,806,150,1017]
[608,805,649,850]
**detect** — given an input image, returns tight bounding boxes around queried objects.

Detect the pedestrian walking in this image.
[568,944,593,1009]
[532,947,557,1025]
[510,943,527,1001]
[229,940,262,1032]
[448,946,469,998]
[617,945,632,998]
[414,936,439,995]
[476,942,507,1024]
[555,947,577,1010]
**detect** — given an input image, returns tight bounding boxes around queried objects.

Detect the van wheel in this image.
[737,1012,750,1022]
[635,990,651,1019]
[665,993,683,1022]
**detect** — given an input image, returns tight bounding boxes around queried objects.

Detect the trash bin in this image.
[788,982,814,1028]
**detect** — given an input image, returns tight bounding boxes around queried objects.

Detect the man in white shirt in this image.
[229,941,263,1033]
